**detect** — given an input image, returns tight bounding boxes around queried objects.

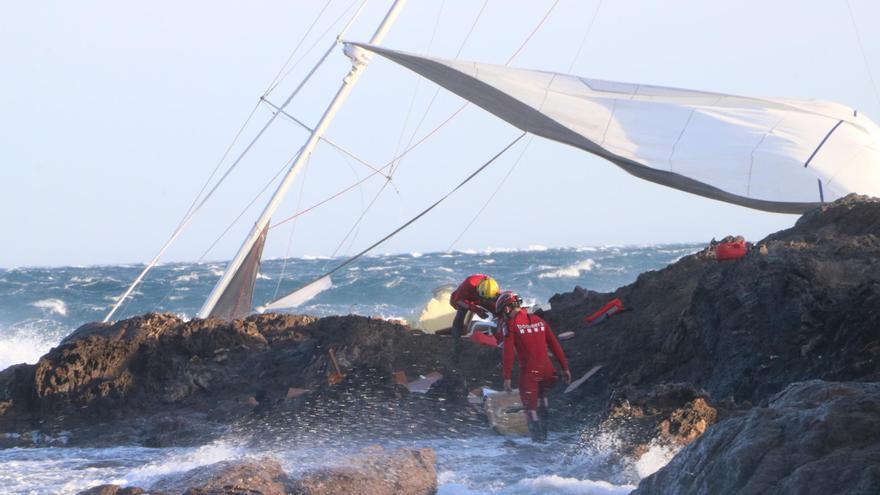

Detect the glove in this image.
[469,304,488,319]
[562,369,572,385]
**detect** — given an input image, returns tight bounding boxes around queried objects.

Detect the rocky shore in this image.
[2,194,879,493]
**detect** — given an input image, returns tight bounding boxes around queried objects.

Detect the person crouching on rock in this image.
[449,274,501,345]
[497,291,571,442]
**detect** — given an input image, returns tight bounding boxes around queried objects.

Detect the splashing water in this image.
[0,245,701,494]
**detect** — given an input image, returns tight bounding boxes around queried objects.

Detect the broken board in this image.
[564,365,603,394]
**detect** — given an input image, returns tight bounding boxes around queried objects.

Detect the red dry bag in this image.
[716,241,747,261]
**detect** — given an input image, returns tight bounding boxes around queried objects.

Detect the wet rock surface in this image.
[6,194,880,493]
[291,446,437,495]
[151,457,291,494]
[543,194,880,419]
[633,380,880,495]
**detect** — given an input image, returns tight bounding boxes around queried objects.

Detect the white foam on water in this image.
[506,475,636,495]
[31,298,68,316]
[384,277,405,288]
[634,442,679,479]
[256,273,272,280]
[174,273,199,282]
[538,259,597,279]
[0,321,66,368]
[125,441,245,487]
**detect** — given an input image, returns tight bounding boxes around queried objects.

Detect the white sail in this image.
[354,43,880,214]
[257,275,332,313]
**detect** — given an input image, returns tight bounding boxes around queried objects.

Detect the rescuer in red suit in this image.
[448,274,500,342]
[497,291,571,442]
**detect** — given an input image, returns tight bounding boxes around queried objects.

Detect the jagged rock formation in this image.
[77,447,436,495]
[1,312,499,446]
[633,381,880,495]
[4,194,880,493]
[543,195,880,421]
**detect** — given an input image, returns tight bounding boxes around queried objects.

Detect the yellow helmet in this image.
[476,276,500,299]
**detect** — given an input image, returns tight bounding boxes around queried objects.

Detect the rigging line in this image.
[275,132,527,300]
[333,153,372,262]
[304,0,560,263]
[446,135,535,251]
[506,0,561,65]
[104,99,265,322]
[197,148,305,263]
[263,0,336,96]
[388,0,446,178]
[269,101,469,230]
[845,0,880,109]
[104,38,338,322]
[567,0,603,72]
[273,153,314,300]
[329,178,390,260]
[388,0,487,178]
[261,96,393,180]
[268,0,364,97]
[389,0,551,179]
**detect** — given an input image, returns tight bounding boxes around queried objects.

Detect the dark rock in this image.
[634,380,880,495]
[152,457,291,495]
[290,446,437,495]
[77,485,145,495]
[2,194,879,455]
[544,194,880,428]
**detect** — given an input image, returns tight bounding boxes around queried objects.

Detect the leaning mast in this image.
[197,0,408,319]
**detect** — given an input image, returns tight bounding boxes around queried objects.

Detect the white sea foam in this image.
[634,441,679,478]
[175,273,199,282]
[125,441,245,486]
[256,273,271,280]
[301,255,332,261]
[539,259,597,279]
[0,322,65,368]
[384,277,405,288]
[410,251,423,258]
[31,298,68,316]
[506,475,636,495]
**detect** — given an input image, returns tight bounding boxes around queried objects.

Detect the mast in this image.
[197,0,408,319]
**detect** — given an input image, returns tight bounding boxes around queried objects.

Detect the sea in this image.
[0,243,700,494]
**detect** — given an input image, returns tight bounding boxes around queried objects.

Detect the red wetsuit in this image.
[502,309,569,410]
[449,274,495,315]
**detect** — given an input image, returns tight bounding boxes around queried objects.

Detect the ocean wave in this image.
[175,273,199,282]
[31,298,68,316]
[455,245,550,255]
[125,440,245,486]
[0,321,66,368]
[384,277,405,289]
[300,255,333,261]
[538,259,597,279]
[505,475,635,494]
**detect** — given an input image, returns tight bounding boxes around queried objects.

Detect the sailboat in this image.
[104,0,880,323]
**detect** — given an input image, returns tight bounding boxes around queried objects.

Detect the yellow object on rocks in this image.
[414,286,457,333]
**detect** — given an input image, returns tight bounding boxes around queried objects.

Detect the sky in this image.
[1,0,878,267]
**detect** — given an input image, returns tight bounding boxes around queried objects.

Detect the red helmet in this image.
[495,291,522,315]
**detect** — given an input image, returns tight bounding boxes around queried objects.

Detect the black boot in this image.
[538,405,549,441]
[527,419,544,443]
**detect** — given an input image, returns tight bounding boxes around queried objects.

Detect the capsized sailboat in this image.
[106,0,880,323]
